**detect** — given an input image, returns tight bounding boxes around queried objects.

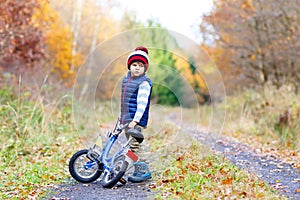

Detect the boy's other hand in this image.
[129,121,137,128]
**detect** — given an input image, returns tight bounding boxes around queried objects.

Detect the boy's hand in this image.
[128,121,137,128]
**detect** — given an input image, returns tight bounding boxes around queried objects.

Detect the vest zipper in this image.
[121,76,133,124]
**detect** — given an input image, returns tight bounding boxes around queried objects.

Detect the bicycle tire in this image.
[101,155,128,188]
[69,149,103,183]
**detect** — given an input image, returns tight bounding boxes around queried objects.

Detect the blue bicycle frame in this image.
[84,123,133,172]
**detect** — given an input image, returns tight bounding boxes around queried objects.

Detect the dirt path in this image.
[46,180,155,200]
[45,123,156,200]
[192,129,300,199]
[46,112,300,199]
[172,114,300,199]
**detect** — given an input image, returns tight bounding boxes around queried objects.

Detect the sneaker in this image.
[128,162,152,183]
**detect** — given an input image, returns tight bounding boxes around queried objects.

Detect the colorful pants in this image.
[125,125,143,154]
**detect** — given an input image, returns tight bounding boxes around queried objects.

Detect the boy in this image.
[120,46,152,183]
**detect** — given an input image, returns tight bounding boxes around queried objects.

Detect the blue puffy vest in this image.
[121,71,152,127]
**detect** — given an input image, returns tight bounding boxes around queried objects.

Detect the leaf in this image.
[257,193,264,198]
[239,191,247,197]
[149,183,157,189]
[176,154,184,162]
[161,178,175,184]
[164,168,170,174]
[178,175,184,180]
[206,161,213,168]
[222,177,233,185]
[187,163,199,172]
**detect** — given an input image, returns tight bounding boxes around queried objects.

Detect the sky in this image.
[118,0,214,43]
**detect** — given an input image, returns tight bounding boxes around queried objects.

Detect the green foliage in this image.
[188,57,197,75]
[0,88,78,199]
[0,87,16,103]
[0,87,73,142]
[149,49,183,106]
[140,21,184,106]
[1,88,41,141]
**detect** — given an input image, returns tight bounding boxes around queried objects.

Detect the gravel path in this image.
[45,180,155,200]
[46,113,300,199]
[166,112,300,199]
[44,128,156,200]
[190,128,300,199]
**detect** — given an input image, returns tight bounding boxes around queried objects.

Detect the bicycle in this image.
[68,119,144,188]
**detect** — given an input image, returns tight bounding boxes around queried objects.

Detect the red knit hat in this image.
[127,46,149,71]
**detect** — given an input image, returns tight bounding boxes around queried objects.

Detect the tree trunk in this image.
[79,10,101,101]
[71,0,82,71]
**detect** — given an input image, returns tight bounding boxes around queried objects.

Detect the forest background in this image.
[1,0,300,199]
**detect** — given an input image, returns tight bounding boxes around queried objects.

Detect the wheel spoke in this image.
[74,154,98,179]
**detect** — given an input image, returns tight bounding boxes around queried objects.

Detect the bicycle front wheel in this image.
[69,149,103,183]
[101,155,128,188]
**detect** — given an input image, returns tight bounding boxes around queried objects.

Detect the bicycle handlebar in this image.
[116,123,129,132]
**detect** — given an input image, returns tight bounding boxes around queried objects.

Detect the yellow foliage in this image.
[32,0,83,84]
[241,0,255,11]
[250,54,256,61]
[173,54,208,99]
[194,73,207,91]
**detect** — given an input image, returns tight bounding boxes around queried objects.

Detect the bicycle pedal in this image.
[119,178,127,185]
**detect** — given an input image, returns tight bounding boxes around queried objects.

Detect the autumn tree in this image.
[0,0,45,70]
[30,0,83,85]
[46,0,120,88]
[200,0,300,92]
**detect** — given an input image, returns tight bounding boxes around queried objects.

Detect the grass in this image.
[0,87,81,199]
[144,105,284,199]
[146,127,284,199]
[212,86,300,169]
[225,86,300,148]
[155,143,283,199]
[0,85,293,199]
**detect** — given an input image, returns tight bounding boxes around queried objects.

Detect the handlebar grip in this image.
[116,123,129,131]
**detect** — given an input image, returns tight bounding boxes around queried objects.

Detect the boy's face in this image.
[130,61,145,77]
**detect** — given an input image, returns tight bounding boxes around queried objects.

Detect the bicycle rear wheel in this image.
[101,155,128,188]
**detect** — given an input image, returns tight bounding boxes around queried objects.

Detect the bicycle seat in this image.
[127,128,144,143]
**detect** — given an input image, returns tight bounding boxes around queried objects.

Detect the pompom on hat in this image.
[127,46,149,71]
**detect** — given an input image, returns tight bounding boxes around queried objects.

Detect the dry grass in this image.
[142,103,284,199]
